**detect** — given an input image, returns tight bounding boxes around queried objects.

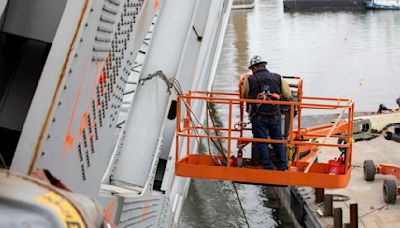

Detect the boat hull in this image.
[365,0,400,9]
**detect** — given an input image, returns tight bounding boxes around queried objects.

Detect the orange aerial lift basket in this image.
[175,75,355,188]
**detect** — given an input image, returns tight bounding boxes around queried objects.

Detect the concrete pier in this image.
[305,134,400,227]
[275,112,400,227]
[275,134,400,227]
[284,0,365,10]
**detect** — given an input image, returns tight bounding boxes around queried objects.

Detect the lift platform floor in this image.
[176,154,351,188]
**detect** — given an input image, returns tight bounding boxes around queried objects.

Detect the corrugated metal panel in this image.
[119,196,163,228]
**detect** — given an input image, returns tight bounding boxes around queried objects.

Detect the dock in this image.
[276,112,400,227]
[306,133,400,226]
[284,0,365,10]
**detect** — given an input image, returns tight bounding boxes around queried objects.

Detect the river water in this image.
[181,0,400,227]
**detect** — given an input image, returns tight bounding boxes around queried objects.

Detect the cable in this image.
[139,71,226,161]
[140,72,251,226]
[191,124,205,164]
[232,182,251,228]
[202,90,249,227]
[178,92,227,161]
[142,71,230,161]
[207,102,227,160]
[205,104,220,165]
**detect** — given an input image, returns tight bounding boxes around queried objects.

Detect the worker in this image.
[241,55,291,171]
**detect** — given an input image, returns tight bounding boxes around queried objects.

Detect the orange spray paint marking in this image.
[65,135,74,152]
[99,73,107,84]
[154,0,159,12]
[140,194,153,221]
[95,56,109,99]
[89,61,100,113]
[81,54,109,136]
[104,201,116,226]
[78,112,88,137]
[64,59,90,151]
[96,99,101,109]
[63,51,109,155]
[64,53,108,153]
[87,60,101,113]
[141,204,149,221]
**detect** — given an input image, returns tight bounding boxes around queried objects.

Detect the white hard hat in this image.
[249,55,268,69]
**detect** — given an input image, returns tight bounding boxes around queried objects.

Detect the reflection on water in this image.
[217,0,400,112]
[182,0,400,227]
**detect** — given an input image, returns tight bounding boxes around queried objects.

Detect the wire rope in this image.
[140,71,250,226]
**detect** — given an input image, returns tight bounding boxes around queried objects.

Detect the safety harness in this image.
[249,73,281,120]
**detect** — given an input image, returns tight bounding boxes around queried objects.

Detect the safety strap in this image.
[253,72,281,99]
[249,72,274,120]
[253,72,272,92]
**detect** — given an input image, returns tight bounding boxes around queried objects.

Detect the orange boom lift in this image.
[175,75,355,188]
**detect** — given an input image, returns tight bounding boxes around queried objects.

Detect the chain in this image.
[139,70,175,93]
[234,121,251,131]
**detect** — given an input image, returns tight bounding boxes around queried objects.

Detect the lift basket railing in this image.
[175,76,354,188]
